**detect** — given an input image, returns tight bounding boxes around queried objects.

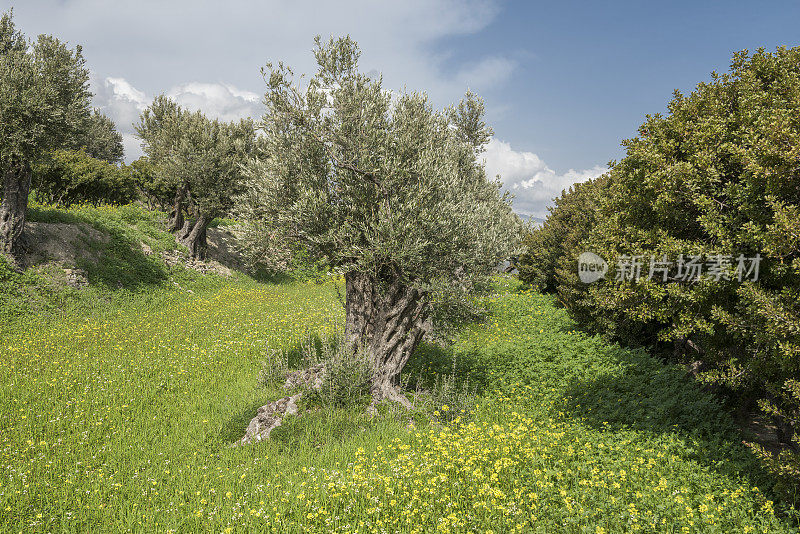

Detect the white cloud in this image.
[90,77,264,162]
[17,0,524,165]
[120,133,143,163]
[92,74,600,219]
[456,56,516,92]
[484,138,606,219]
[105,77,148,107]
[166,82,262,123]
[10,0,513,111]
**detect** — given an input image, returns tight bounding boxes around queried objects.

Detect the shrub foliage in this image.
[32,149,136,207]
[519,46,800,502]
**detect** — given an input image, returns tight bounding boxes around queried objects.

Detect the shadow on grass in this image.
[404,341,490,394]
[219,334,330,444]
[555,347,779,497]
[27,205,170,291]
[218,398,267,445]
[268,408,374,453]
[250,269,296,285]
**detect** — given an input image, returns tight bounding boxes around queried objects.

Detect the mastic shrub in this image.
[519,46,800,503]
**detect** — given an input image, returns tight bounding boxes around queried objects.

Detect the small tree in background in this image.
[135,96,187,232]
[136,97,257,258]
[0,9,92,261]
[77,110,124,164]
[518,176,608,294]
[237,36,521,404]
[32,149,136,207]
[127,156,168,210]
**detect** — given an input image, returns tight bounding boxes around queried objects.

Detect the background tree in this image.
[237,36,521,403]
[0,9,92,260]
[32,149,136,206]
[136,97,256,258]
[77,110,124,164]
[126,156,167,210]
[518,175,608,294]
[31,111,126,205]
[135,96,186,231]
[170,113,257,258]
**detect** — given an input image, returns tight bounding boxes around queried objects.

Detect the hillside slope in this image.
[0,203,249,322]
[0,205,791,532]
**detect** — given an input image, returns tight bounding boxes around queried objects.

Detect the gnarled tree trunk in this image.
[167,184,187,233]
[344,270,428,406]
[176,215,210,259]
[0,159,31,263]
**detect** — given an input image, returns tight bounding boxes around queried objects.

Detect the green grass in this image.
[1,201,218,322]
[0,205,793,532]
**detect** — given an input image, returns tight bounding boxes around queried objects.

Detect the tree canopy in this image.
[0,9,92,258]
[136,96,257,257]
[77,110,124,164]
[519,46,800,499]
[32,149,136,207]
[0,11,91,168]
[239,36,520,290]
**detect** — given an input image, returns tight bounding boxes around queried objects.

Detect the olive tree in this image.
[238,37,521,403]
[136,97,256,258]
[135,96,186,231]
[0,9,92,260]
[78,110,124,164]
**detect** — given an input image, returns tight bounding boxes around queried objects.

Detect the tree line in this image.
[519,46,800,501]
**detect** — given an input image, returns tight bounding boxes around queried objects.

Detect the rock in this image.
[234,393,301,446]
[24,222,109,267]
[283,364,325,391]
[206,228,245,271]
[160,249,233,277]
[63,268,88,289]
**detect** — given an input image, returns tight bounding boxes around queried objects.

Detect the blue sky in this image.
[3,0,800,218]
[464,1,800,171]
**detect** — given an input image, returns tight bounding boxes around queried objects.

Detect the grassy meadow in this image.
[0,205,792,532]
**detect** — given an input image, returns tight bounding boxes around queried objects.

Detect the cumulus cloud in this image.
[10,0,508,107]
[166,83,261,123]
[90,77,264,162]
[90,71,603,219]
[483,138,606,220]
[90,75,146,130]
[17,0,524,166]
[54,0,593,218]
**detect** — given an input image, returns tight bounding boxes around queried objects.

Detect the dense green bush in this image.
[518,176,607,294]
[33,149,136,206]
[519,46,800,503]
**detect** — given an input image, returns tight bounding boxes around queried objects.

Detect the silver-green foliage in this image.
[0,9,93,256]
[237,36,521,293]
[305,334,374,409]
[136,96,257,220]
[0,9,92,168]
